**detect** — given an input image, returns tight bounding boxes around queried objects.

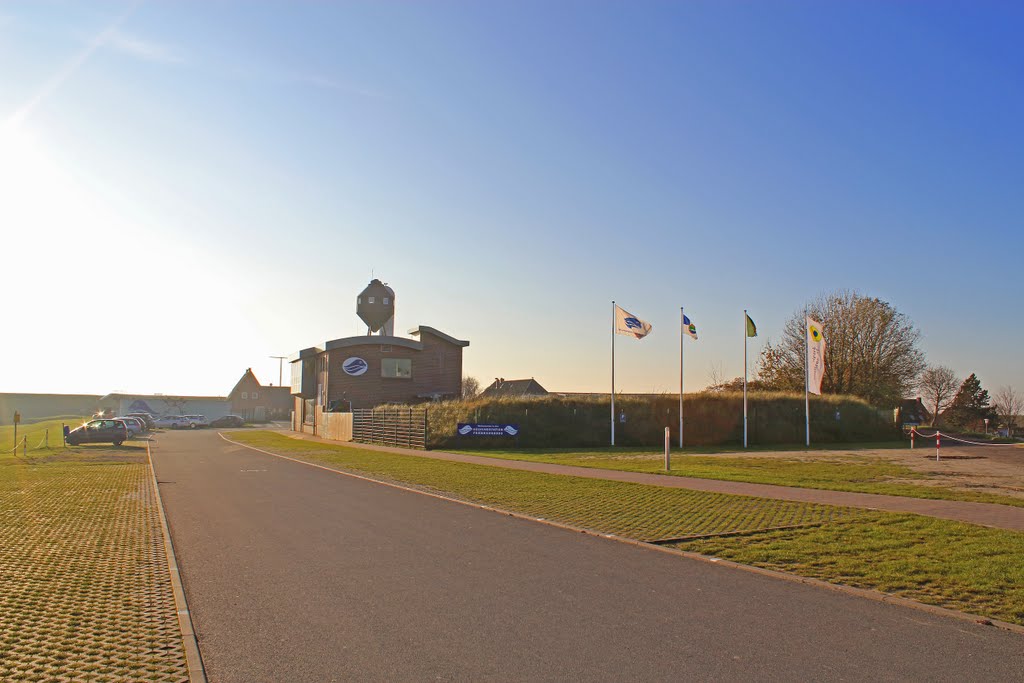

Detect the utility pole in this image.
[269,356,287,387]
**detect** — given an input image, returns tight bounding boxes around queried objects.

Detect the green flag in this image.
[745,313,757,337]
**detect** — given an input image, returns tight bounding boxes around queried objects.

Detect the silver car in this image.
[154,415,189,429]
[183,415,209,429]
[114,416,145,437]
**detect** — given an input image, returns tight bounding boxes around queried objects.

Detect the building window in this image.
[241,391,248,399]
[368,296,375,304]
[383,297,389,305]
[252,392,259,400]
[381,358,412,378]
[357,297,361,305]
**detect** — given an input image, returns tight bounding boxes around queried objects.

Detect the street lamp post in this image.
[270,355,287,387]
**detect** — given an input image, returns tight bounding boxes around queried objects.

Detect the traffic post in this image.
[664,426,671,472]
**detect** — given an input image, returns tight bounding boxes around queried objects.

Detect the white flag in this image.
[682,314,698,340]
[806,316,825,395]
[615,305,653,339]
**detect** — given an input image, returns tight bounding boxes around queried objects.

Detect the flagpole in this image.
[804,306,810,447]
[611,300,616,447]
[679,307,684,449]
[743,309,748,449]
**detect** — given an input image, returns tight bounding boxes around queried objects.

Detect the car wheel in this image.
[189,422,197,429]
[113,440,123,447]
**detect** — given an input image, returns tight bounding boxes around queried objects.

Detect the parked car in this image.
[126,412,156,429]
[114,416,146,437]
[183,415,209,429]
[210,415,245,428]
[154,415,189,429]
[66,419,129,446]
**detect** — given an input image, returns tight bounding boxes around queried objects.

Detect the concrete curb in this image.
[147,441,208,682]
[220,433,1024,638]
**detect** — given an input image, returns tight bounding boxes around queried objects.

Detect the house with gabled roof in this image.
[480,378,548,399]
[228,369,292,422]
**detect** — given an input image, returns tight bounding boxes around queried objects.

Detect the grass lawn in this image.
[0,439,188,680]
[675,513,1024,626]
[448,445,1024,508]
[231,431,1024,626]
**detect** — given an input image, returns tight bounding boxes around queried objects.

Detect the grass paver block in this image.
[0,448,188,681]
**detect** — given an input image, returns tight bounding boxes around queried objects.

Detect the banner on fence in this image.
[457,423,520,437]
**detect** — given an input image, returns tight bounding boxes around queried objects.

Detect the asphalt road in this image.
[151,430,1024,682]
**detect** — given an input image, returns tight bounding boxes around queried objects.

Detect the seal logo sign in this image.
[503,425,519,436]
[342,357,368,376]
[458,425,474,435]
[624,317,642,330]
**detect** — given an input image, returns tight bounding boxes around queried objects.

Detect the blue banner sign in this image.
[457,423,520,437]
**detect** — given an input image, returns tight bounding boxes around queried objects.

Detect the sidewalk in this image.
[284,431,1024,532]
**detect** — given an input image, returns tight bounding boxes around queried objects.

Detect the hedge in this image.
[417,392,899,449]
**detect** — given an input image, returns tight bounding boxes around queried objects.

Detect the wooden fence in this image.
[352,408,427,450]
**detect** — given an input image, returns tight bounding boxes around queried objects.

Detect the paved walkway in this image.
[285,431,1024,532]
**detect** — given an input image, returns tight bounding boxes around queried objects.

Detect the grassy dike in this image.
[230,431,1024,626]
[0,416,87,452]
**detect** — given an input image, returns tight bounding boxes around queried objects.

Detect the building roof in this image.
[99,393,228,402]
[408,326,470,347]
[309,326,469,355]
[229,368,261,397]
[481,378,548,398]
[288,347,323,363]
[896,397,930,424]
[325,336,424,352]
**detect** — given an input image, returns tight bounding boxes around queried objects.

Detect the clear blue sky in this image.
[1,1,1021,398]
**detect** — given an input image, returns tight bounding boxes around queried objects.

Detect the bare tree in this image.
[918,365,959,426]
[461,376,481,400]
[993,386,1023,437]
[705,362,726,392]
[756,290,926,407]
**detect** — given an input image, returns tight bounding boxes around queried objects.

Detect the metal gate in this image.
[351,408,427,450]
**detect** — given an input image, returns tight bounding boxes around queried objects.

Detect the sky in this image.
[1,1,1022,398]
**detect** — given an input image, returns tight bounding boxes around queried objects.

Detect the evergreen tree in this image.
[944,373,996,429]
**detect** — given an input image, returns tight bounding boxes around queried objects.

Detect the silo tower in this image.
[357,279,395,335]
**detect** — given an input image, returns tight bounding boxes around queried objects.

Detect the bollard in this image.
[45,429,48,449]
[664,426,671,471]
[936,432,941,462]
[22,437,26,457]
[910,428,915,449]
